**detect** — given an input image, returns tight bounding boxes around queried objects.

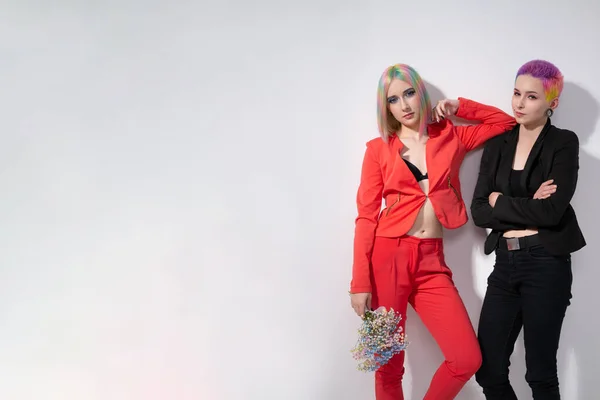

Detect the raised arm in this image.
[350,141,383,294]
[471,138,527,231]
[492,131,580,227]
[455,97,516,152]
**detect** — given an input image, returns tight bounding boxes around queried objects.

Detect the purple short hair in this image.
[516,60,564,102]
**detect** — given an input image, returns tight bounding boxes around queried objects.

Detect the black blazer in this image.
[470,119,586,255]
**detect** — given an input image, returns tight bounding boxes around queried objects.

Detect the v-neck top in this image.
[510,169,527,197]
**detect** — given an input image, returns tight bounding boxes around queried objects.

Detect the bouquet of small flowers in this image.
[350,306,408,372]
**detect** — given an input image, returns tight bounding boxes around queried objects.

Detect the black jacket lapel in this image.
[520,119,553,191]
[497,126,518,196]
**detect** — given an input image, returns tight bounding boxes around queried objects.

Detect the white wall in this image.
[1,1,599,399]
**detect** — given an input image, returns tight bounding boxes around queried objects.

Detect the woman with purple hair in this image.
[471,60,586,399]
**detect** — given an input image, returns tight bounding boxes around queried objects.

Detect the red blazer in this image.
[350,97,516,293]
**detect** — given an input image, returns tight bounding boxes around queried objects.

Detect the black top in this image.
[470,119,586,256]
[509,169,527,197]
[403,158,428,182]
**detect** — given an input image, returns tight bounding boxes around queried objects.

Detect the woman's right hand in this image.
[534,179,557,199]
[350,292,372,318]
[433,99,460,122]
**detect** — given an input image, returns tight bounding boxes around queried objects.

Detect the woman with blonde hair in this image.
[350,63,515,399]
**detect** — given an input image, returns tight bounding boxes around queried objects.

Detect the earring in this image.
[546,109,554,117]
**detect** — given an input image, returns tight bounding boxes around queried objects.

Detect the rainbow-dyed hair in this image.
[516,60,564,102]
[377,64,432,141]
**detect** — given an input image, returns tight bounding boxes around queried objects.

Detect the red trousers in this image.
[370,235,481,400]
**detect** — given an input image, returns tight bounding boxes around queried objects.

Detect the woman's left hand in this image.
[433,99,460,122]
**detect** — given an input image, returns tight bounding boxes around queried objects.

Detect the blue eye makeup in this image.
[387,89,416,104]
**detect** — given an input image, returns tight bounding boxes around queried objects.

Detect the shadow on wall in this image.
[403,81,488,400]
[552,82,600,400]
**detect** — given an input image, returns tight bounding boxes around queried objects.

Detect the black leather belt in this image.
[498,234,542,251]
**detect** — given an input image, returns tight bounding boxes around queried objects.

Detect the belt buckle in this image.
[506,237,520,251]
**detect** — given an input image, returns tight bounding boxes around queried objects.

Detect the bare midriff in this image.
[406,179,444,238]
[503,228,538,238]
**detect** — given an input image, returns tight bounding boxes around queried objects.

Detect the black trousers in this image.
[475,239,572,400]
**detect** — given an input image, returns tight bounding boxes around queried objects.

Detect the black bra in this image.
[403,158,428,182]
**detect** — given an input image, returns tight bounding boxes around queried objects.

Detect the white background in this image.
[1,1,599,399]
